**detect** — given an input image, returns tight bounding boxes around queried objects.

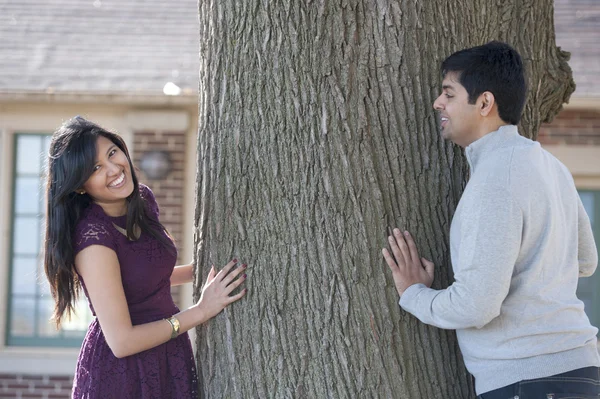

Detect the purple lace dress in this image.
[71,185,198,398]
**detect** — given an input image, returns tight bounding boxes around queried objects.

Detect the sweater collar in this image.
[465,125,519,172]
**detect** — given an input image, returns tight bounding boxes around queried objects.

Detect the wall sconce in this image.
[139,150,172,180]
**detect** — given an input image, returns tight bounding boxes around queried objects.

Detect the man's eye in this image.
[445,93,453,98]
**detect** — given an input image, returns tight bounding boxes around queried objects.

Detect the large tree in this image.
[194,1,573,397]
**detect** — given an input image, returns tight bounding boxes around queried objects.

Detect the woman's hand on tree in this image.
[196,259,247,321]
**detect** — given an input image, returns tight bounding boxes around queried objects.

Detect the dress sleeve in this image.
[139,184,160,219]
[73,219,118,255]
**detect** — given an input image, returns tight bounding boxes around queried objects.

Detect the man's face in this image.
[433,71,481,147]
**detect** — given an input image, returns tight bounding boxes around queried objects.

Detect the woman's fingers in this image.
[227,288,248,304]
[222,263,247,286]
[215,259,238,281]
[207,265,216,281]
[225,273,247,295]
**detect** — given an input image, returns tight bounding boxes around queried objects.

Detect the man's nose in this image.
[433,95,443,110]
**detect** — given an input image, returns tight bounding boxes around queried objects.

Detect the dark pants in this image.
[478,367,600,399]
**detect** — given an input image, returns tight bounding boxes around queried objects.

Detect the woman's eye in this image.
[93,165,101,171]
[109,149,117,157]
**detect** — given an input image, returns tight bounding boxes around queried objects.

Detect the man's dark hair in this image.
[441,41,527,125]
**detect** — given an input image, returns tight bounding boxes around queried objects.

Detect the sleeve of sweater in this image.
[577,195,598,277]
[399,183,523,330]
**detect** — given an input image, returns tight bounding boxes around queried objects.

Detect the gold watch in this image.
[165,316,180,339]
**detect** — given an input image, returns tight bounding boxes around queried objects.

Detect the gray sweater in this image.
[400,125,600,394]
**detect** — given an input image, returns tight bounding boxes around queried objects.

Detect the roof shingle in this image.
[0,0,199,95]
[0,0,597,98]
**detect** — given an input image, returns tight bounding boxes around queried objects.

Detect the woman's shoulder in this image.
[138,183,155,202]
[73,206,118,253]
[138,183,160,217]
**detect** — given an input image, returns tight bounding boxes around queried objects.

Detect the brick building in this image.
[0,1,199,398]
[0,0,598,398]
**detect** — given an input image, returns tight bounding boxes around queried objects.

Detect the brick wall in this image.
[132,130,187,249]
[539,109,600,146]
[0,374,72,399]
[132,129,188,306]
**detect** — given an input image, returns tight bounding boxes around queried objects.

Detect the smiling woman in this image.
[79,136,134,216]
[42,116,248,399]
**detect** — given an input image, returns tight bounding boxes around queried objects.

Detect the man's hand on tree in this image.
[382,228,435,297]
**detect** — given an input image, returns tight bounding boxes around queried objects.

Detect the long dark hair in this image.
[44,116,173,327]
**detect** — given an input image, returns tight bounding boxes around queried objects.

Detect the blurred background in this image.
[0,0,598,397]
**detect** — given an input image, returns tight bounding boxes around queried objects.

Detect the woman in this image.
[44,116,247,398]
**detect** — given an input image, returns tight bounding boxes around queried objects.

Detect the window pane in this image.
[37,300,60,338]
[12,216,40,254]
[16,136,42,175]
[576,190,600,336]
[41,178,48,216]
[38,259,51,296]
[42,135,51,172]
[580,192,594,225]
[10,298,35,336]
[61,299,92,334]
[63,329,87,339]
[14,177,41,214]
[11,257,37,295]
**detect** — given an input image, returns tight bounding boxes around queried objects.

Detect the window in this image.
[578,190,600,333]
[6,134,92,347]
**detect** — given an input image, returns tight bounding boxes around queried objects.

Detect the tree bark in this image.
[194,1,573,397]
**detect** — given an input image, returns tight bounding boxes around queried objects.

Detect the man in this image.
[383,41,600,398]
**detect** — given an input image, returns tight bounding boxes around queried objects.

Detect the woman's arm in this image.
[170,263,193,286]
[75,246,246,358]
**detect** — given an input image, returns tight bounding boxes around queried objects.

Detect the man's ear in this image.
[479,91,495,117]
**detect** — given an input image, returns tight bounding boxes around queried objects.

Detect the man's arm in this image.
[577,196,598,277]
[383,183,522,330]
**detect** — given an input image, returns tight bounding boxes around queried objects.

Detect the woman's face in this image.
[81,135,134,216]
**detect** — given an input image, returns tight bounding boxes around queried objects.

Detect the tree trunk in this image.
[194,1,573,397]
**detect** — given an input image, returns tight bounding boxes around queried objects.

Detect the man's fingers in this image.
[403,231,421,263]
[387,234,403,264]
[382,248,399,270]
[422,257,435,278]
[393,229,412,266]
